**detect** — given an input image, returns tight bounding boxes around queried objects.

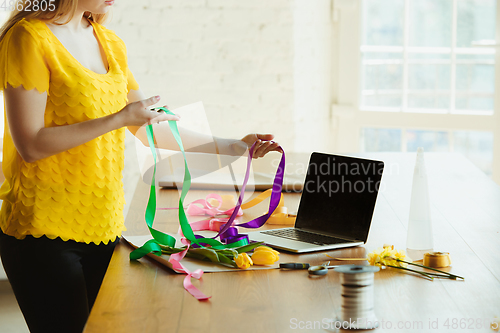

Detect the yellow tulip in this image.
[367,246,406,267]
[254,246,280,256]
[251,247,280,266]
[235,252,253,269]
[394,250,409,268]
[367,247,384,266]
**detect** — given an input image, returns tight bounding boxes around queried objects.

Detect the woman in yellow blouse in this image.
[0,1,281,332]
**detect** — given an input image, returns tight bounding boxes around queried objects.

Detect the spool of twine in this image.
[334,265,380,330]
[423,252,451,268]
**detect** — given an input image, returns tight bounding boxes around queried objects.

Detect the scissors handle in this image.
[308,265,329,275]
[280,263,310,269]
[308,263,341,276]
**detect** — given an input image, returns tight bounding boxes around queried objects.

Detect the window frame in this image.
[331,0,500,183]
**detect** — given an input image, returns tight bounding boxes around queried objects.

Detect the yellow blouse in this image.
[0,18,139,245]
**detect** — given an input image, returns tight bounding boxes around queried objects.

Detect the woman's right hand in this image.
[118,95,180,127]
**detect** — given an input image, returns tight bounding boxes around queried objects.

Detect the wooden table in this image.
[84,153,500,333]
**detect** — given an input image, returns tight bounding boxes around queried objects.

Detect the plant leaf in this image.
[234,241,265,254]
[217,253,237,267]
[188,248,221,263]
[159,245,187,254]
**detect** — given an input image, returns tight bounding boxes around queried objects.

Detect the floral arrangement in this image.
[159,242,280,269]
[366,245,464,281]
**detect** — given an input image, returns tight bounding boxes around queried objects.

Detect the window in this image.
[332,0,499,180]
[361,0,495,115]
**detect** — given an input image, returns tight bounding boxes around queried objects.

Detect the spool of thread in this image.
[423,252,451,268]
[333,265,380,330]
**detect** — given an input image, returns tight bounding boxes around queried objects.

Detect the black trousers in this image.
[0,229,119,333]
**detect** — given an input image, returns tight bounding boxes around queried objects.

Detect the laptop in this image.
[245,152,384,253]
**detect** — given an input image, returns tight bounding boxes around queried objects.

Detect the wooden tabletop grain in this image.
[84,153,500,333]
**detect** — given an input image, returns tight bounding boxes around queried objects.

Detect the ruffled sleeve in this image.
[0,20,49,93]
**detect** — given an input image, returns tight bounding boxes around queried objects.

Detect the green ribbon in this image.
[130,107,248,260]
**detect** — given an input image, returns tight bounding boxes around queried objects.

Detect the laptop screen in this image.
[295,153,384,242]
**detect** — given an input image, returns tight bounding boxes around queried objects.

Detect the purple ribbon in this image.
[192,142,285,244]
[219,227,249,245]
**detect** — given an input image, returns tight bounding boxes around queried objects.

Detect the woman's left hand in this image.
[231,133,283,158]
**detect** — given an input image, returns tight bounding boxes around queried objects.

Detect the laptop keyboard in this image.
[261,229,352,246]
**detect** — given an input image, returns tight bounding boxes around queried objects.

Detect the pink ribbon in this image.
[168,238,211,300]
[177,217,242,235]
[176,194,243,236]
[185,194,243,217]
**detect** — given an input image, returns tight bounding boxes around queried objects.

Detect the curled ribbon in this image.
[182,189,295,234]
[240,189,296,225]
[219,227,249,245]
[179,218,238,233]
[186,133,286,247]
[186,193,243,217]
[130,107,286,300]
[178,189,295,235]
[168,238,210,300]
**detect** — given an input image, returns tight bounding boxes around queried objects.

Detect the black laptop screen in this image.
[294,153,384,242]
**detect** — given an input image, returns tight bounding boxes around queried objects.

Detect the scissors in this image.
[307,261,340,276]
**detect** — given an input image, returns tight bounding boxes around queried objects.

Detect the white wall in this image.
[108,0,295,140]
[106,0,298,211]
[293,0,335,153]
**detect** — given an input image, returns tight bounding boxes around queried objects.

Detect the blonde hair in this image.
[0,0,110,42]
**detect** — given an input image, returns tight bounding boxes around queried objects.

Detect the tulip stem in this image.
[385,265,434,280]
[396,259,464,280]
[423,272,459,280]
